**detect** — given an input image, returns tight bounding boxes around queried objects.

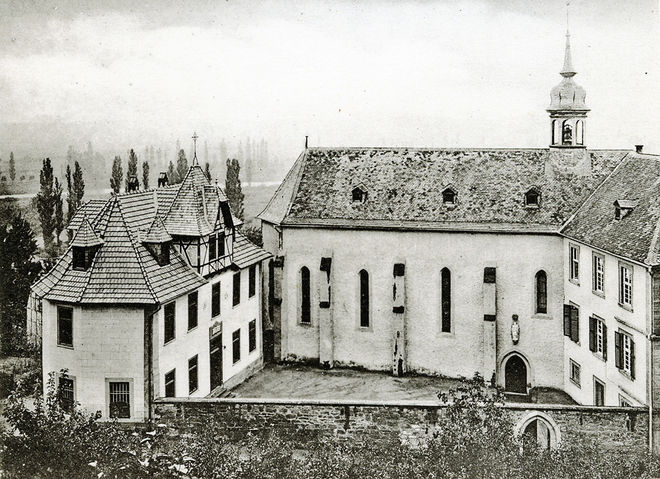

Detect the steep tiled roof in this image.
[261,147,628,232]
[33,165,268,305]
[70,218,103,247]
[232,232,272,268]
[561,153,660,265]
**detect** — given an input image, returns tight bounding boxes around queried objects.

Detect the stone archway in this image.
[516,412,561,450]
[504,354,527,394]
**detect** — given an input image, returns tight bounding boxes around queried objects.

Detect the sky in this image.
[0,0,659,164]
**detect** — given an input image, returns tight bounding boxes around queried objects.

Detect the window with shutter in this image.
[232,272,241,306]
[212,282,221,317]
[232,329,241,363]
[570,306,579,343]
[164,302,175,344]
[209,233,217,260]
[563,305,571,337]
[188,291,198,330]
[589,317,596,352]
[614,331,622,369]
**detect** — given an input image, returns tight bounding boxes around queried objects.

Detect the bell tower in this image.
[548,3,589,148]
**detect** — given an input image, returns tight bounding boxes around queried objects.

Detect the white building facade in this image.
[31,163,270,420]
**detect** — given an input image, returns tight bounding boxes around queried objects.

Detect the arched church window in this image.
[300,267,311,324]
[535,270,548,314]
[562,120,573,145]
[441,268,451,332]
[576,120,584,145]
[359,269,370,328]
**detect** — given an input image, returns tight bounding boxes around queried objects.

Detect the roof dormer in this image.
[351,185,367,204]
[141,216,172,266]
[525,187,541,208]
[442,186,457,208]
[71,218,103,271]
[614,200,636,220]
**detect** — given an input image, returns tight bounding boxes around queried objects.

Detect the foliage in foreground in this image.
[1,374,659,478]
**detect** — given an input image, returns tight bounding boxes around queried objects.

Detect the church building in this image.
[259,28,660,418]
[29,155,271,420]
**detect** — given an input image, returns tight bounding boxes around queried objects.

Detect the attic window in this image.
[352,187,366,203]
[442,187,457,206]
[614,200,636,220]
[525,188,541,208]
[72,246,97,271]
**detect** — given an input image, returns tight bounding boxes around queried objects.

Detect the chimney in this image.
[305,135,309,149]
[635,145,644,154]
[127,176,139,193]
[157,172,168,187]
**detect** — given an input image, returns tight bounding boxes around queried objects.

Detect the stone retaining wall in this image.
[153,397,649,452]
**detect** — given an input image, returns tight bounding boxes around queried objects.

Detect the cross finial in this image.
[566,0,570,36]
[192,131,199,165]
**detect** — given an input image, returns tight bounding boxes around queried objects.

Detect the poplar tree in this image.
[176,149,188,183]
[36,158,56,250]
[225,158,244,221]
[167,160,177,185]
[53,178,64,247]
[110,156,123,194]
[204,162,211,182]
[142,161,150,189]
[125,149,139,191]
[9,152,15,181]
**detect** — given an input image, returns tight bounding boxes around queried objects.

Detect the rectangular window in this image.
[619,263,633,308]
[164,302,176,344]
[188,355,198,394]
[212,282,221,317]
[615,331,635,379]
[588,316,607,359]
[563,304,579,343]
[569,360,580,387]
[209,233,217,260]
[593,377,605,406]
[569,244,580,282]
[57,306,73,347]
[232,329,241,363]
[249,319,256,352]
[249,264,256,298]
[592,253,604,294]
[188,291,198,331]
[218,233,225,257]
[72,247,86,270]
[109,381,131,418]
[58,376,75,411]
[165,369,176,398]
[233,272,241,306]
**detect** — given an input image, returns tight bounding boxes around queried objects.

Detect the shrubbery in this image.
[2,374,660,478]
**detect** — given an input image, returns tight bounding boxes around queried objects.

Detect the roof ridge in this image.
[559,152,632,234]
[115,198,158,303]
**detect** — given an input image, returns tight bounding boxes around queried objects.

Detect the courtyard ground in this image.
[230,363,575,404]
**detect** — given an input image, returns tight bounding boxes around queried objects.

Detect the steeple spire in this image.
[192,131,199,165]
[560,1,576,77]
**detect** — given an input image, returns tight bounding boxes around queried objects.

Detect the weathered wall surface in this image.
[278,228,565,390]
[153,398,648,452]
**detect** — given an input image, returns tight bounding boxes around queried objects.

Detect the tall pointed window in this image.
[441,268,451,332]
[300,267,311,324]
[359,269,370,328]
[535,270,548,314]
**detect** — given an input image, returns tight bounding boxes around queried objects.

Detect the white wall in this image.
[153,263,263,398]
[42,301,145,420]
[563,239,650,406]
[279,227,565,390]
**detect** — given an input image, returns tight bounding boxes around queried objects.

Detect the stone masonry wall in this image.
[153,398,648,453]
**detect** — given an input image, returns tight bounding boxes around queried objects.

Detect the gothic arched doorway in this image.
[504,354,527,394]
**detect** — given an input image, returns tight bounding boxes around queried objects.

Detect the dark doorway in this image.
[522,419,551,451]
[505,355,527,394]
[210,333,223,391]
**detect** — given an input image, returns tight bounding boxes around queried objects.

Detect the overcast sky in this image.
[1,0,658,162]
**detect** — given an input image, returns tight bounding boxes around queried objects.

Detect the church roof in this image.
[259,147,628,233]
[33,164,269,305]
[561,152,660,265]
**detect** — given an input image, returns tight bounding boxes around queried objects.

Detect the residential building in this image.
[29,161,270,420]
